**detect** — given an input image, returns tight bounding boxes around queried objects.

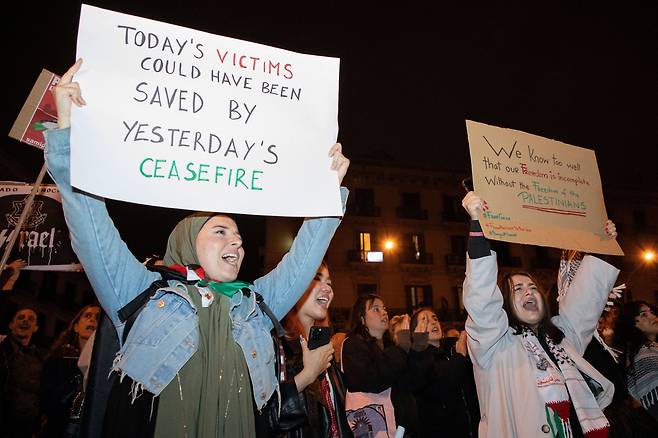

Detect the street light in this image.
[384,240,395,250]
[624,249,657,299]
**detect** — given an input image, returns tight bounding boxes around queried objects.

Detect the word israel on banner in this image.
[0,183,81,270]
[466,120,623,255]
[71,4,341,217]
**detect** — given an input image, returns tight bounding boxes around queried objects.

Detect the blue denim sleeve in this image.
[253,187,348,322]
[44,128,160,334]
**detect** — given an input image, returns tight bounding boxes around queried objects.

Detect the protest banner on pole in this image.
[466,120,623,255]
[0,165,48,272]
[0,182,81,271]
[71,4,341,217]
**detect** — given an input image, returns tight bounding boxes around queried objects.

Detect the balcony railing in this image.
[400,252,433,265]
[441,211,464,223]
[348,250,384,263]
[348,250,367,262]
[396,207,428,220]
[347,204,381,217]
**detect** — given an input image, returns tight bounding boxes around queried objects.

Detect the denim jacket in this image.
[44,128,347,410]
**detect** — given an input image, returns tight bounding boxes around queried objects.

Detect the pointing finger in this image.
[61,58,83,84]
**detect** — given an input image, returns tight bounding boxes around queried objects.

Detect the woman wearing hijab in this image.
[45,59,350,438]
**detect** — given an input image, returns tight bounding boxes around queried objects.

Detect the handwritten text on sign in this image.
[71,4,341,217]
[466,120,623,255]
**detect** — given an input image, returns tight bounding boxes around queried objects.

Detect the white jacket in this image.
[464,253,619,438]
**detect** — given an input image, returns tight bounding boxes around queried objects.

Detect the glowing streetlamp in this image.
[625,249,657,288]
[384,240,395,250]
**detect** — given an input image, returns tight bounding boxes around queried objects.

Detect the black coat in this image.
[411,344,480,438]
[278,336,353,438]
[342,334,425,437]
[41,344,84,438]
[0,336,44,438]
[584,336,658,438]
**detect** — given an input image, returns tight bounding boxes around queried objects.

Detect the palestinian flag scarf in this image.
[522,328,609,438]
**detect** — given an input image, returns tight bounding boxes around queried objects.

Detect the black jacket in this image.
[412,344,480,438]
[1,336,44,438]
[278,336,353,438]
[342,333,425,437]
[41,344,85,438]
[584,336,658,438]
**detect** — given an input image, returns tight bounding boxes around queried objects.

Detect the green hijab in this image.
[162,212,218,267]
[161,212,249,296]
[154,211,257,437]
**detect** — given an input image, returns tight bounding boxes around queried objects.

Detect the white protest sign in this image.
[466,120,623,255]
[71,4,341,217]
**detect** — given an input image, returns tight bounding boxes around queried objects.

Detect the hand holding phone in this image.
[307,326,333,350]
[296,330,335,391]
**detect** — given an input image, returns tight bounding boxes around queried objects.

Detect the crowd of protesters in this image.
[3,249,656,438]
[0,303,99,438]
[0,59,656,438]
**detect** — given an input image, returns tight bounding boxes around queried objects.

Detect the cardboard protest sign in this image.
[466,120,623,255]
[72,4,341,217]
[0,183,81,270]
[9,70,60,149]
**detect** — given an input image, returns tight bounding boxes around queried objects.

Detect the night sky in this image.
[3,3,656,266]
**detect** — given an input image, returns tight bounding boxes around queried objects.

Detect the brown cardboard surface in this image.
[9,70,59,149]
[466,120,623,255]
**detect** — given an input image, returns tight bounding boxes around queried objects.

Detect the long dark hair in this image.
[615,300,657,368]
[410,306,438,333]
[348,293,388,343]
[47,304,99,359]
[500,271,564,344]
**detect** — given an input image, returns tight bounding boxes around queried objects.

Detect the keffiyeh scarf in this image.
[627,341,658,412]
[557,250,583,302]
[521,328,609,438]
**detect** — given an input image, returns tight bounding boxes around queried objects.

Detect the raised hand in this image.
[414,313,429,333]
[397,314,411,331]
[455,330,469,357]
[604,220,617,239]
[294,336,334,392]
[329,143,350,185]
[461,191,487,220]
[604,283,625,312]
[52,58,86,129]
[7,259,27,270]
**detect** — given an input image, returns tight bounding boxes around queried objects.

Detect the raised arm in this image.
[461,192,512,369]
[254,144,349,320]
[553,243,620,354]
[46,60,159,332]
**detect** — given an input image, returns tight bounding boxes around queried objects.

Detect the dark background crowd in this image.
[2,254,657,437]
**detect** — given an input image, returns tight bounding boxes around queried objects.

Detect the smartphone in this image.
[461,177,474,193]
[307,326,333,350]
